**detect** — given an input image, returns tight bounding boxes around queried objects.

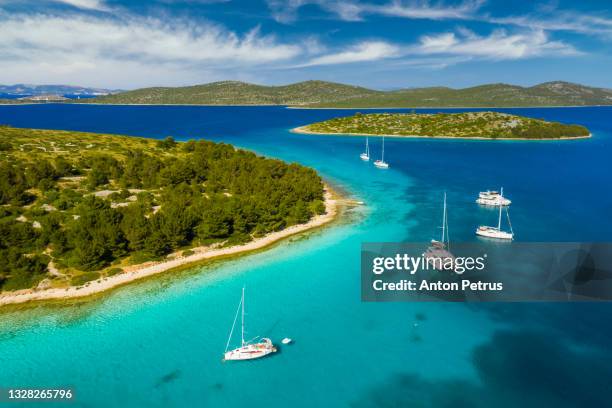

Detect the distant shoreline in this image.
[286,105,612,110]
[0,186,347,308]
[2,102,611,109]
[291,126,592,141]
[0,102,283,107]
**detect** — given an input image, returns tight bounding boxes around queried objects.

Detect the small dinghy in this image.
[281,338,292,345]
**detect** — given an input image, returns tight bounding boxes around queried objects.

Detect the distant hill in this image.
[58,80,612,107]
[86,80,380,105]
[0,84,121,98]
[314,82,612,108]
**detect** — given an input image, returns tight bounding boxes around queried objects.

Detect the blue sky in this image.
[0,0,611,89]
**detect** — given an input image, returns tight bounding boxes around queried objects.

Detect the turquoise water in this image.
[1,105,611,407]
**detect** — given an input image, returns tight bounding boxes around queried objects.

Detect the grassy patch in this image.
[70,272,101,286]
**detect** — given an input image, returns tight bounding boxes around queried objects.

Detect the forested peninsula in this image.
[0,126,329,298]
[294,112,590,140]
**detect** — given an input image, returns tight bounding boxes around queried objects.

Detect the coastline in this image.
[285,104,612,110]
[0,187,345,307]
[2,102,611,109]
[291,126,593,141]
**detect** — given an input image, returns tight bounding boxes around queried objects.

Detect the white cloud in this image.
[297,28,579,70]
[0,12,301,87]
[267,0,316,23]
[54,0,107,10]
[0,0,109,10]
[368,0,484,20]
[416,29,580,60]
[490,12,612,38]
[298,41,399,66]
[391,56,473,69]
[267,0,612,41]
[267,0,484,23]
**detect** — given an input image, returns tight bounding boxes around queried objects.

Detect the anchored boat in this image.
[424,192,457,272]
[476,193,514,240]
[223,287,277,361]
[360,137,370,161]
[374,136,389,169]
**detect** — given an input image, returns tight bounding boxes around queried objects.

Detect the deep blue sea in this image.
[0,105,611,407]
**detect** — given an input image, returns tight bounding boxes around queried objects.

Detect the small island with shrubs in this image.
[293,111,591,140]
[0,126,334,305]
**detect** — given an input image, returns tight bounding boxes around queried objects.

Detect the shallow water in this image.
[0,105,611,407]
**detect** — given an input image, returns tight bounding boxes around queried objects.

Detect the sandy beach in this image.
[0,189,343,307]
[291,126,592,141]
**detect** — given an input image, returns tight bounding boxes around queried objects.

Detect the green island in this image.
[0,126,325,293]
[76,80,612,107]
[294,111,590,140]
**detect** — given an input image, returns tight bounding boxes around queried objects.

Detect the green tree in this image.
[86,167,108,189]
[68,197,126,270]
[120,204,150,251]
[157,136,177,149]
[0,163,33,205]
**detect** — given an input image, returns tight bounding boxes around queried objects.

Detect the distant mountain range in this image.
[0,84,122,98]
[84,80,375,106]
[82,80,612,108]
[2,81,611,107]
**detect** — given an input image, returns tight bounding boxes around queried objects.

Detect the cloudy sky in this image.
[0,0,611,89]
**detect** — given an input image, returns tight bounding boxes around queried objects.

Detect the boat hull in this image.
[476,197,511,206]
[476,227,513,240]
[223,339,277,361]
[360,153,370,161]
[374,160,389,169]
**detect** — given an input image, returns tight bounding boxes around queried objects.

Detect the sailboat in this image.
[374,136,389,169]
[424,192,457,272]
[476,191,514,240]
[360,137,370,161]
[223,287,277,361]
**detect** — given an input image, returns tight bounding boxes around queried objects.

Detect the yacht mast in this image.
[497,187,504,230]
[241,287,245,347]
[366,137,369,156]
[441,192,447,243]
[381,136,385,162]
[225,289,242,353]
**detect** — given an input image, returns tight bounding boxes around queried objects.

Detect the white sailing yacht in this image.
[476,193,514,240]
[223,287,277,361]
[424,192,457,272]
[360,137,370,161]
[374,136,389,169]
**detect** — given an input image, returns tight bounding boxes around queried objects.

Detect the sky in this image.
[0,0,611,89]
